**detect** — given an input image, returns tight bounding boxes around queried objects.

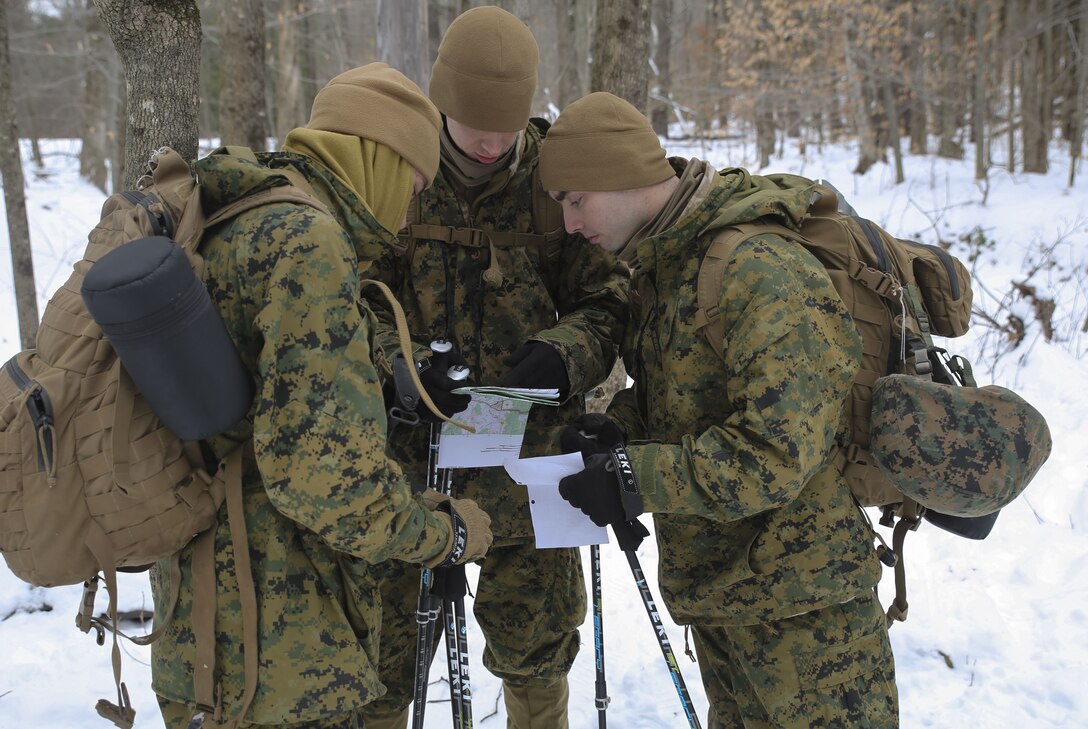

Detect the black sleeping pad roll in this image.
[81,235,254,441]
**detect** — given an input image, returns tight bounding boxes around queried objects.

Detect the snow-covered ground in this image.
[1,136,1085,728]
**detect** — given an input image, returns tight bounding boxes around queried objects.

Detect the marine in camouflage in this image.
[361,120,628,715]
[870,374,1052,517]
[600,161,897,725]
[149,150,456,724]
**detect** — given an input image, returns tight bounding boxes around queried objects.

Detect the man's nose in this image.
[564,211,582,234]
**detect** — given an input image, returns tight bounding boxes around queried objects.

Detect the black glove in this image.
[499,341,570,395]
[416,347,471,421]
[558,445,644,527]
[559,413,626,457]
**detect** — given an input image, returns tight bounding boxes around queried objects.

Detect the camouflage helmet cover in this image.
[869,375,1052,517]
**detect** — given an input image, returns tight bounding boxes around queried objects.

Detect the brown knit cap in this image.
[308,62,442,184]
[539,92,674,192]
[429,6,538,133]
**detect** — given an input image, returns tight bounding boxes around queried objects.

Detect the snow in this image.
[2,136,1086,728]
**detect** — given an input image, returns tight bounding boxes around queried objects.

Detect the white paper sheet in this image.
[503,452,610,549]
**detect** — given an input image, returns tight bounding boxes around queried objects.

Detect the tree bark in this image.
[1021,2,1048,173]
[80,0,110,192]
[92,0,201,189]
[973,0,988,181]
[378,0,429,89]
[1070,0,1088,187]
[0,0,38,348]
[555,0,582,110]
[219,0,267,151]
[273,0,301,144]
[590,0,651,111]
[651,0,673,137]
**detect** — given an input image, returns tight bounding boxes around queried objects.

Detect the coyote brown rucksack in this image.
[0,146,327,728]
[694,179,1050,624]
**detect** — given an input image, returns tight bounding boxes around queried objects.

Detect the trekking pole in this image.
[411,414,445,729]
[614,519,703,729]
[591,543,609,728]
[410,340,470,729]
[429,340,474,729]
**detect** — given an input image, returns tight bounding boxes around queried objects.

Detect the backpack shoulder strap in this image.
[694,222,803,357]
[529,164,565,258]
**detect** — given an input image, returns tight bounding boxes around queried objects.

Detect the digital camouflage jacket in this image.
[608,163,882,626]
[149,151,454,722]
[367,120,629,542]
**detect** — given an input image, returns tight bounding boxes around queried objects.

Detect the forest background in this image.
[3,0,1086,367]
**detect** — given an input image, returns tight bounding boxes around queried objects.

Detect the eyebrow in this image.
[553,191,568,202]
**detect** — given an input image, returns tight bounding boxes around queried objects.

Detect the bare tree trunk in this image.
[1070,0,1088,187]
[1,0,38,348]
[556,0,581,109]
[591,0,651,111]
[220,0,268,151]
[907,1,928,154]
[844,21,879,175]
[274,0,301,144]
[936,0,964,160]
[651,0,673,137]
[708,0,728,129]
[1006,0,1019,171]
[1021,5,1048,173]
[378,0,428,89]
[756,73,776,168]
[80,0,110,192]
[92,0,200,189]
[973,0,988,181]
[882,73,905,184]
[112,60,126,194]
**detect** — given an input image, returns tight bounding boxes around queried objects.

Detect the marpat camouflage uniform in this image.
[149,150,455,725]
[362,120,629,710]
[607,164,898,727]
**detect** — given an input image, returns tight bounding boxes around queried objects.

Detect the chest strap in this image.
[402,223,562,249]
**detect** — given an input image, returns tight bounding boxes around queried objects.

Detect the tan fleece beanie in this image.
[308,62,442,184]
[539,92,674,192]
[429,6,538,133]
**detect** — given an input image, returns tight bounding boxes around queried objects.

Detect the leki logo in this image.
[611,448,633,476]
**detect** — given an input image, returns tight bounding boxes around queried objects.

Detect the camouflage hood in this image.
[701,167,817,235]
[192,148,297,212]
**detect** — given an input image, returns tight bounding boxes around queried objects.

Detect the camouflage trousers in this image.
[157,696,364,728]
[361,540,586,716]
[691,591,899,728]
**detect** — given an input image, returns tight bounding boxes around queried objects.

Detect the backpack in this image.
[0,146,327,728]
[694,179,1051,625]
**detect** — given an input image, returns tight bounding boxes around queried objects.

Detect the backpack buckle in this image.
[77,577,100,634]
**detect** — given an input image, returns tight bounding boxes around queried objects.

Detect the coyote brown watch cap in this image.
[429,6,539,133]
[539,92,674,192]
[308,62,442,183]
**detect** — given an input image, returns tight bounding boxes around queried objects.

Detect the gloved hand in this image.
[558,445,644,527]
[559,413,627,457]
[499,341,570,395]
[420,491,493,568]
[417,346,471,421]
